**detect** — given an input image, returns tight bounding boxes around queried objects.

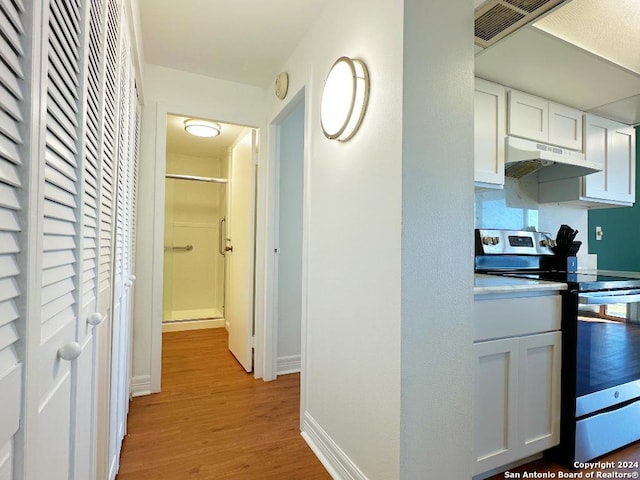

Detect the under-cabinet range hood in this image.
[505,136,602,182]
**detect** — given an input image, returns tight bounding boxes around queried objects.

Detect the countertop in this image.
[474,273,567,295]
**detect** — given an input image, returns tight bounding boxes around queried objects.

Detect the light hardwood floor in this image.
[118,329,640,479]
[116,329,331,480]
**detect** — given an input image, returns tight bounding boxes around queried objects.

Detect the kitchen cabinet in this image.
[474,78,506,188]
[539,114,636,207]
[473,294,561,477]
[508,90,583,151]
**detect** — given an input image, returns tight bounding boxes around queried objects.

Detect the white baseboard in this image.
[277,355,301,375]
[301,411,368,480]
[130,375,153,397]
[161,318,225,332]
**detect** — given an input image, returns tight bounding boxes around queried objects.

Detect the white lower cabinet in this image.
[473,295,561,477]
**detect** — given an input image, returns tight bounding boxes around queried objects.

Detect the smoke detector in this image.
[475,0,566,48]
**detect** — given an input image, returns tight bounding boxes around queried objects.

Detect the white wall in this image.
[400,1,474,479]
[133,64,266,394]
[265,0,404,478]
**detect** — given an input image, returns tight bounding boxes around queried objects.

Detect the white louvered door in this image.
[36,0,88,479]
[0,1,28,478]
[108,10,133,473]
[0,0,140,477]
[72,0,108,479]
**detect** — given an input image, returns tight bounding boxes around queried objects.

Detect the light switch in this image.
[595,226,603,241]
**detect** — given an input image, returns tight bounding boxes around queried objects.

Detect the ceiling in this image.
[138,0,328,87]
[166,114,247,159]
[139,0,640,124]
[475,0,640,124]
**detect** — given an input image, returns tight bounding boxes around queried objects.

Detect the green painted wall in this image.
[588,126,640,272]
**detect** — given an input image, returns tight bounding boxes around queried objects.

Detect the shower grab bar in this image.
[165,173,228,184]
[219,217,226,255]
[164,244,193,252]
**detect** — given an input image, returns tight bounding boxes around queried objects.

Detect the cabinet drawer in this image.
[474,294,561,341]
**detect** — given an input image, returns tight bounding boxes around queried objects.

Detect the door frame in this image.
[263,87,309,415]
[148,103,263,391]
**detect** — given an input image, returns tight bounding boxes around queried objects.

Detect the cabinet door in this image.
[606,125,635,204]
[584,115,635,204]
[518,331,561,457]
[508,90,548,143]
[473,338,520,475]
[474,79,505,187]
[549,103,583,150]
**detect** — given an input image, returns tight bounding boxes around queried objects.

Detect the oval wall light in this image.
[184,119,221,138]
[320,57,369,142]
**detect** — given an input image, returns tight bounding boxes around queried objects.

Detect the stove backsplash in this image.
[475,176,589,250]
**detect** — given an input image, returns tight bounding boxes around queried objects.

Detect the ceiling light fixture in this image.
[320,56,369,142]
[184,119,221,138]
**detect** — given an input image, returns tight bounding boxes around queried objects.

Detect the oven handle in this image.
[579,290,640,305]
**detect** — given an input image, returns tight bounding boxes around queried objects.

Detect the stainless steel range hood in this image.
[505,136,602,182]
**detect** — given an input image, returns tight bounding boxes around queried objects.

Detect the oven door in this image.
[574,293,640,461]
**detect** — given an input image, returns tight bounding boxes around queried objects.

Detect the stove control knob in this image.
[540,239,555,247]
[482,236,491,245]
[491,237,500,245]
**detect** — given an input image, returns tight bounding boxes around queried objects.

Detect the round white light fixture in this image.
[184,119,221,138]
[320,56,369,142]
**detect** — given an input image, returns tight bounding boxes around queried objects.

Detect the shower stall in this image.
[163,160,228,331]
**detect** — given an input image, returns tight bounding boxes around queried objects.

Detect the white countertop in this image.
[474,273,567,295]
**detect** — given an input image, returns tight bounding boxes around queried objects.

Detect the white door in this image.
[226,130,257,372]
[0,1,29,477]
[109,12,137,477]
[36,0,97,478]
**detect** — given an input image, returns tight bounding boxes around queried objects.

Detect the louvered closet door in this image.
[72,0,108,479]
[96,1,120,478]
[36,0,89,478]
[108,16,131,473]
[0,1,27,477]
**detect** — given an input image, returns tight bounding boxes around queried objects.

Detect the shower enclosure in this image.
[163,164,228,330]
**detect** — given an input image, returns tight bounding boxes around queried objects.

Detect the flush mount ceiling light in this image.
[184,119,221,138]
[320,56,369,142]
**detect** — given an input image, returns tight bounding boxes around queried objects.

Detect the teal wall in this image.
[588,126,640,272]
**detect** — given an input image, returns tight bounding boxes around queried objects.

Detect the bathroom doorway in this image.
[161,114,257,374]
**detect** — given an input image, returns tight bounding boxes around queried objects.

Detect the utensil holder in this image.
[541,255,578,273]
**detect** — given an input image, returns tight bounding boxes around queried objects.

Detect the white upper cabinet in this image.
[583,115,635,205]
[474,78,506,188]
[508,90,583,150]
[508,90,548,144]
[539,114,636,207]
[549,103,583,151]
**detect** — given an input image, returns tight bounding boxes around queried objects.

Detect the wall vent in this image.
[475,0,566,48]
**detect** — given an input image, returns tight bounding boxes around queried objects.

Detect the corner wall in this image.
[401,1,475,478]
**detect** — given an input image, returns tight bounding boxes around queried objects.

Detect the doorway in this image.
[160,113,258,372]
[273,98,306,377]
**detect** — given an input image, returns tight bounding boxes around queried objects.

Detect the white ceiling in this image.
[138,0,328,87]
[139,0,640,124]
[166,114,247,159]
[475,0,640,124]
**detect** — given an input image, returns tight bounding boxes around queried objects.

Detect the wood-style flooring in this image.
[116,329,331,480]
[118,328,640,479]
